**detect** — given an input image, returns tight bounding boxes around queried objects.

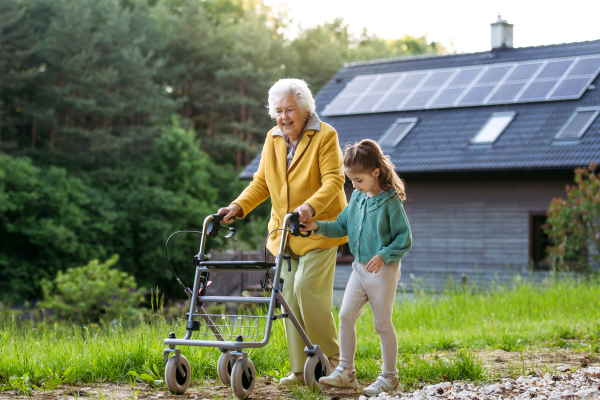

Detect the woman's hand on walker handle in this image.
[294,203,315,223]
[366,254,384,273]
[299,221,318,232]
[217,204,241,224]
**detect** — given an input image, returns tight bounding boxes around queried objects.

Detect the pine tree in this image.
[18,0,175,166]
[0,0,36,150]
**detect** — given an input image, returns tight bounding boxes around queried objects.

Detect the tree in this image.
[546,163,600,273]
[0,0,36,149]
[103,116,220,297]
[0,118,230,302]
[155,0,287,167]
[16,0,175,164]
[0,154,116,302]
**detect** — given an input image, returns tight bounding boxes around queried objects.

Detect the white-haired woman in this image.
[218,78,347,385]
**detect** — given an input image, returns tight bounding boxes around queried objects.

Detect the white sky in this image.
[265,0,600,54]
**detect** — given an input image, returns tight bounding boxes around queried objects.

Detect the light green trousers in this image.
[280,245,340,372]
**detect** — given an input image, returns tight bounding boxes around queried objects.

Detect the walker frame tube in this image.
[163,213,314,350]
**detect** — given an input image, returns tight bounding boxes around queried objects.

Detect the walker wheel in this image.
[165,354,191,394]
[217,350,232,385]
[230,358,256,399]
[303,353,330,391]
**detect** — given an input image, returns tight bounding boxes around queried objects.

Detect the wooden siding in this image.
[388,170,573,290]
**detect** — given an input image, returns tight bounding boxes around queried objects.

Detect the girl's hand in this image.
[366,255,384,273]
[299,221,318,232]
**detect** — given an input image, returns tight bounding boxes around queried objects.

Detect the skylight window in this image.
[555,107,599,140]
[378,118,417,147]
[471,112,515,144]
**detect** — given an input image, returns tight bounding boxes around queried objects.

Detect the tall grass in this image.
[1,274,598,392]
[389,274,600,353]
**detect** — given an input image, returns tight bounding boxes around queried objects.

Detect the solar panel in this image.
[429,87,466,107]
[449,68,483,85]
[396,72,428,90]
[377,92,412,112]
[537,60,572,78]
[322,54,600,116]
[345,76,377,94]
[569,57,600,76]
[459,86,496,105]
[550,77,591,99]
[518,80,556,101]
[506,62,543,81]
[371,74,402,92]
[422,70,454,88]
[403,89,438,109]
[478,65,512,83]
[488,83,526,103]
[348,94,382,113]
[323,96,357,115]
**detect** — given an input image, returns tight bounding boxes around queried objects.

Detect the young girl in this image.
[300,139,412,396]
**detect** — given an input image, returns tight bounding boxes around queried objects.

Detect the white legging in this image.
[338,261,401,377]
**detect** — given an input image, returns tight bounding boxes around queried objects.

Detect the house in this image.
[240,17,600,293]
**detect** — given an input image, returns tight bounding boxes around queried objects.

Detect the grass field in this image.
[1,274,599,396]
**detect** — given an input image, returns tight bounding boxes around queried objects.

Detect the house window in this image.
[378,118,417,148]
[554,107,600,141]
[471,111,515,144]
[337,243,354,263]
[530,213,551,269]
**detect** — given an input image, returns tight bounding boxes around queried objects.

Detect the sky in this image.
[264,0,600,54]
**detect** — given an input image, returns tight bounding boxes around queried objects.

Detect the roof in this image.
[240,40,600,179]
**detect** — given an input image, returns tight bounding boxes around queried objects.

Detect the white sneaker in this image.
[363,374,399,397]
[279,372,304,386]
[318,366,360,389]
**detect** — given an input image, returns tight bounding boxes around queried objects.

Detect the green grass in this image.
[390,274,600,354]
[1,274,599,394]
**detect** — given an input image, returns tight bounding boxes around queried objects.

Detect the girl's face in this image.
[345,167,381,197]
[274,94,308,140]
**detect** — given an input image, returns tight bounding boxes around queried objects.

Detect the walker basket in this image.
[192,311,269,342]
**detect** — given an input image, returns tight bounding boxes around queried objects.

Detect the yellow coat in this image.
[232,121,348,256]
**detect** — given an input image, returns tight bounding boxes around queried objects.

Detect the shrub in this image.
[39,255,145,325]
[546,163,600,272]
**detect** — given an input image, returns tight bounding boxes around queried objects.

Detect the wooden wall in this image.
[334,170,574,292]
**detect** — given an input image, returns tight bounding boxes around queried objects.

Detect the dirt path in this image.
[1,350,597,400]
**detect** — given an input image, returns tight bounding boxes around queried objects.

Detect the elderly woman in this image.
[218,78,347,385]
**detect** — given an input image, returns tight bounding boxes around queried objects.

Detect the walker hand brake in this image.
[208,214,236,238]
[284,254,292,272]
[289,212,312,237]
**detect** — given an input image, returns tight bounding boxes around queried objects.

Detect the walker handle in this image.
[289,212,312,237]
[208,214,236,238]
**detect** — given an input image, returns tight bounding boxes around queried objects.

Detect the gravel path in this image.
[361,366,600,400]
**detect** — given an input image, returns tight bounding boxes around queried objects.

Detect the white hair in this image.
[267,78,316,119]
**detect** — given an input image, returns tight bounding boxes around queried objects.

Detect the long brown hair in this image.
[343,139,406,200]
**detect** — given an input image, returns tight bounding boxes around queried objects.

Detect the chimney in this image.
[490,14,513,49]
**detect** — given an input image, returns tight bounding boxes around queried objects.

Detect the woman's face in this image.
[274,94,308,140]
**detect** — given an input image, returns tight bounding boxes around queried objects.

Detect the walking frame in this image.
[162,212,331,398]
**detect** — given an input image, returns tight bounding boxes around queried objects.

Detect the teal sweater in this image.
[315,189,412,265]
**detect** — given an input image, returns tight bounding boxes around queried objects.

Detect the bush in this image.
[546,163,600,272]
[39,255,145,325]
